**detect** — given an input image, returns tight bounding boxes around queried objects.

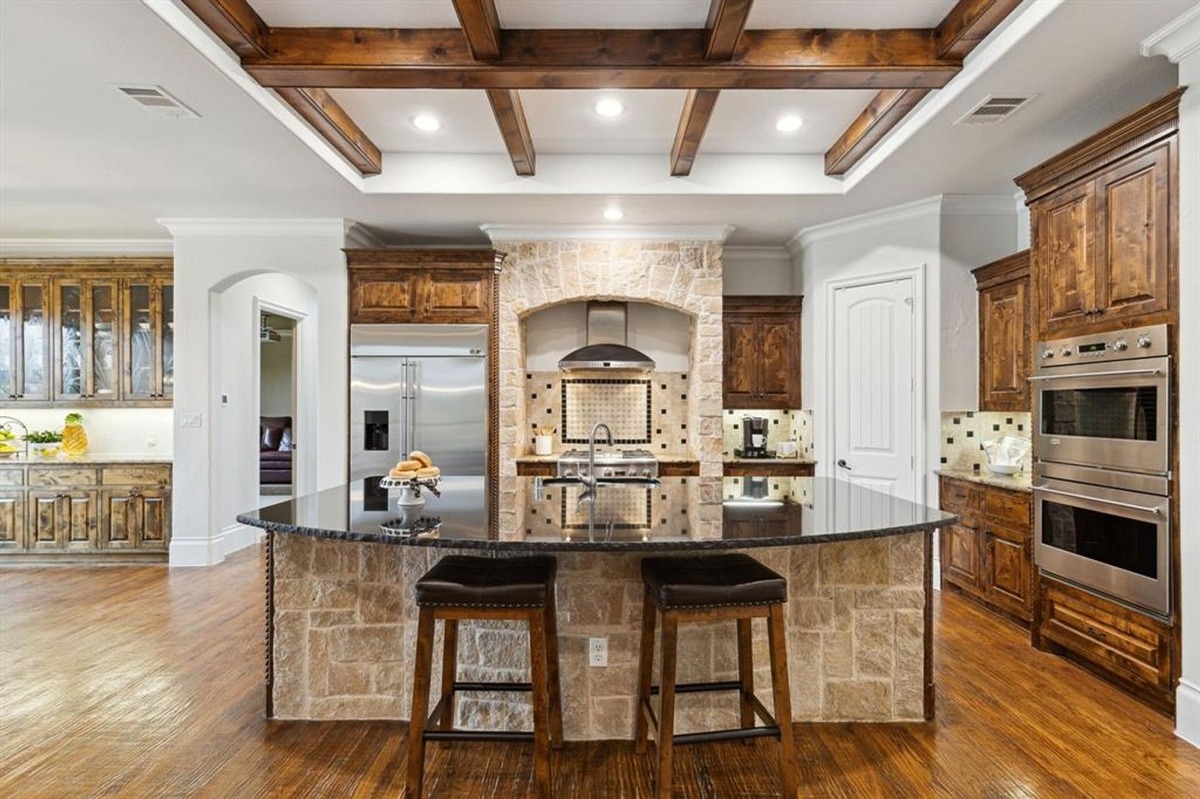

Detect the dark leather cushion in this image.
[416,555,557,608]
[641,554,787,609]
[260,416,293,450]
[260,450,292,464]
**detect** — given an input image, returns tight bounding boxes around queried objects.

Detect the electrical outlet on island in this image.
[588,636,607,667]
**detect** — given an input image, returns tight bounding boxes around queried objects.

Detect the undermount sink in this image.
[536,475,662,488]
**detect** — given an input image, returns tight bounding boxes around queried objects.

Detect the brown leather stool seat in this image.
[635,553,798,799]
[406,555,563,799]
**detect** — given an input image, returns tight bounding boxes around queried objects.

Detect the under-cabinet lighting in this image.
[723,499,786,507]
[412,114,441,132]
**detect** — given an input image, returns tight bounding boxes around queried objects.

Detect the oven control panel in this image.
[1036,323,1169,365]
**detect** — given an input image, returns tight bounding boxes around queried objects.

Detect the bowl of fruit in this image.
[26,429,63,459]
[0,427,19,458]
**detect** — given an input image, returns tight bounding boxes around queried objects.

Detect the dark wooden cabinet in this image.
[1017,89,1180,340]
[346,249,502,325]
[938,476,1032,625]
[722,296,801,409]
[723,461,814,477]
[973,251,1030,412]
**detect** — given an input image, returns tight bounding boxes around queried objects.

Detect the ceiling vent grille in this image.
[114,85,200,118]
[955,94,1036,125]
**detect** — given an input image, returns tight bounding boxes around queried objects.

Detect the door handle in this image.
[1034,485,1161,515]
[836,459,852,471]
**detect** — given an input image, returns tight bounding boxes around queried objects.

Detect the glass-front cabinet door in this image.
[123,278,172,401]
[6,279,51,401]
[54,278,120,401]
[0,284,12,400]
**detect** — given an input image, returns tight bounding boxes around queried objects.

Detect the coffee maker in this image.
[735,415,773,458]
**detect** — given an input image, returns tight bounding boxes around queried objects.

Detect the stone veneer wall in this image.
[494,240,726,542]
[271,531,929,734]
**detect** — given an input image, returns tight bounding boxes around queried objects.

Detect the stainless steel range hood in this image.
[558,301,656,371]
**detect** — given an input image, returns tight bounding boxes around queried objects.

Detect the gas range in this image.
[556,449,659,479]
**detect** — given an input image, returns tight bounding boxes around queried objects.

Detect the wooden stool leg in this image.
[736,617,755,742]
[633,586,657,753]
[767,604,798,798]
[405,607,437,799]
[436,618,458,748]
[527,609,553,799]
[544,589,564,750]
[655,611,680,799]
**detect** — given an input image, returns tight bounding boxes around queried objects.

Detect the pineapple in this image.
[62,412,88,458]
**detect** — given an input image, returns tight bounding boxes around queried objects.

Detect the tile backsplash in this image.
[721,409,813,458]
[722,476,812,504]
[526,371,691,453]
[940,411,1033,473]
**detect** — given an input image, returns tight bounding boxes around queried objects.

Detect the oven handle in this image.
[1034,485,1162,515]
[1028,368,1161,381]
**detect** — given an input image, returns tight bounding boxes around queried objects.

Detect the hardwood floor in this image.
[2,548,1199,798]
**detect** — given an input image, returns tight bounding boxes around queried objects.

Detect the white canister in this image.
[534,435,553,455]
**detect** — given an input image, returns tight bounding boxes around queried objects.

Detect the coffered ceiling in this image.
[0,1,1192,246]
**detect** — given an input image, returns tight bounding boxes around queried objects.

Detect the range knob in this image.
[1060,346,1072,357]
[1137,334,1153,348]
[1112,339,1128,352]
[1042,348,1054,359]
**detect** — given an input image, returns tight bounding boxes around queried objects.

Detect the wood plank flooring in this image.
[2,547,1199,797]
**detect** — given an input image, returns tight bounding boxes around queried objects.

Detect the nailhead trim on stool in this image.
[634,554,798,799]
[406,555,563,799]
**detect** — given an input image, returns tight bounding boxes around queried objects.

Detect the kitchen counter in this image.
[242,477,948,734]
[0,454,172,464]
[935,468,1032,493]
[515,450,700,476]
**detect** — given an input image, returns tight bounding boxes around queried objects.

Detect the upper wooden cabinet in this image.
[972,251,1030,412]
[346,249,503,325]
[0,259,173,407]
[1016,89,1180,339]
[722,296,802,409]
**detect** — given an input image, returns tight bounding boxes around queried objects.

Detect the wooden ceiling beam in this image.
[274,88,382,175]
[244,28,959,90]
[451,0,503,60]
[670,1,754,176]
[823,0,1022,176]
[180,0,268,58]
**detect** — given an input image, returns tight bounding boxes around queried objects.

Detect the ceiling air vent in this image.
[955,94,1036,125]
[113,85,200,118]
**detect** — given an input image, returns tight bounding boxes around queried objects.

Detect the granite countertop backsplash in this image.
[934,468,1032,493]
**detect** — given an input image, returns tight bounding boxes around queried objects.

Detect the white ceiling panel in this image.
[496,1,711,29]
[330,89,507,153]
[253,1,460,28]
[701,90,878,154]
[517,90,685,154]
[746,0,958,29]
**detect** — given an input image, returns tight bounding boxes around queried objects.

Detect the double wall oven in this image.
[1031,324,1171,618]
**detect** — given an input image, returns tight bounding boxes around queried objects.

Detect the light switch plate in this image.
[180,412,203,428]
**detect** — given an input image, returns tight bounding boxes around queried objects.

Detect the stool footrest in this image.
[673,725,780,746]
[453,681,532,693]
[424,730,536,743]
[650,680,741,695]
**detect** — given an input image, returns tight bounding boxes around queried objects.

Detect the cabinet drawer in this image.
[985,520,1027,545]
[28,467,98,487]
[102,465,171,486]
[1040,579,1172,692]
[0,467,25,486]
[985,488,1030,529]
[939,478,982,517]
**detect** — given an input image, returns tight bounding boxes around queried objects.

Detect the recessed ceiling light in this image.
[603,207,624,221]
[775,115,803,133]
[412,114,441,132]
[595,98,624,118]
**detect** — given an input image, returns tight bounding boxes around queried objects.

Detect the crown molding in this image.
[941,194,1020,216]
[788,196,943,252]
[1141,5,1200,63]
[343,221,388,249]
[0,239,173,256]
[722,246,791,263]
[157,218,350,238]
[479,224,735,242]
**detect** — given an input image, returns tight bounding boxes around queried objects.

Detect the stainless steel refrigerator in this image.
[349,324,487,510]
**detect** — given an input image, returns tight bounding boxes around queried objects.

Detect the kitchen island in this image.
[240,477,953,738]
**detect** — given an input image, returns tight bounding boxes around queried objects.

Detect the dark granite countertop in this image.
[239,476,955,552]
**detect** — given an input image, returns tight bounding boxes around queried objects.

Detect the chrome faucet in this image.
[586,422,613,486]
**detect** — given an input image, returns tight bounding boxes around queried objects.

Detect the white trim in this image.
[1178,679,1200,747]
[723,245,791,263]
[220,523,264,558]
[789,197,942,251]
[344,222,389,249]
[141,0,366,188]
[169,536,220,567]
[840,0,1066,192]
[157,218,350,237]
[824,265,928,505]
[1141,4,1200,63]
[0,239,173,256]
[941,194,1021,216]
[480,224,736,242]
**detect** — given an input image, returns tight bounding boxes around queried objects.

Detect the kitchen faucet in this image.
[586,421,613,487]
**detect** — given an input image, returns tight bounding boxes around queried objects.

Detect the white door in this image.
[832,277,918,499]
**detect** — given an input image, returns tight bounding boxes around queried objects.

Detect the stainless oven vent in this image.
[558,301,655,372]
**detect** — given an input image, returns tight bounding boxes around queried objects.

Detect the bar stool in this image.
[406,555,563,799]
[634,553,797,799]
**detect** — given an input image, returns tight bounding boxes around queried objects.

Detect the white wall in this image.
[167,219,349,567]
[722,246,794,295]
[523,301,691,371]
[10,408,172,457]
[260,332,295,418]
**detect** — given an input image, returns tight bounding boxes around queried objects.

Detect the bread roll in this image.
[409,450,433,468]
[395,459,422,472]
[416,466,440,478]
[390,469,417,480]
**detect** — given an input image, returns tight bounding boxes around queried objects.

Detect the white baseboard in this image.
[220,523,264,558]
[1177,678,1200,748]
[169,537,220,568]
